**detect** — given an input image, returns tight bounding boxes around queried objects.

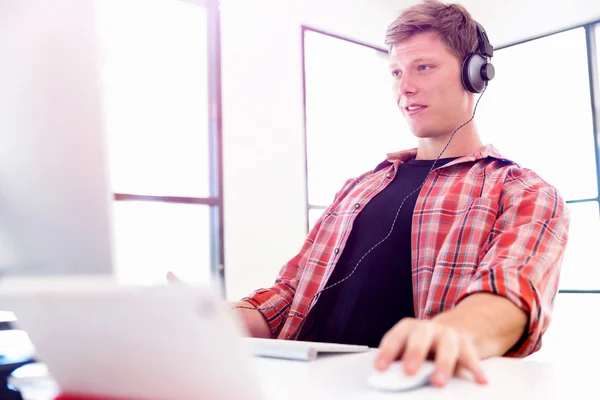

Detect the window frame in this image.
[301,25,390,232]
[110,0,226,293]
[497,21,600,294]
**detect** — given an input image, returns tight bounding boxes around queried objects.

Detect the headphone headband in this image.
[476,22,493,58]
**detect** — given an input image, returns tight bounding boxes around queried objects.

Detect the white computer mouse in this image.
[368,360,436,391]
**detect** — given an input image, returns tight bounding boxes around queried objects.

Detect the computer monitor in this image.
[0,0,114,277]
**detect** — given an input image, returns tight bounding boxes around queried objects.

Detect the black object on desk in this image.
[0,354,34,400]
[0,322,13,331]
[0,322,35,400]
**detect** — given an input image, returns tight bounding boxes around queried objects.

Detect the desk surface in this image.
[10,349,598,400]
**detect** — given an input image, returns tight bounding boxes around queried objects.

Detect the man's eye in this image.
[391,70,401,77]
[417,65,431,71]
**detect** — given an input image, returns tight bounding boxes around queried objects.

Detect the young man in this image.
[182,0,569,388]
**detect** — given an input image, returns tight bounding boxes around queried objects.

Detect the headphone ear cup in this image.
[461,53,488,93]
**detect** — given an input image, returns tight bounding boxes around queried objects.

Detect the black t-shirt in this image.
[297,156,458,348]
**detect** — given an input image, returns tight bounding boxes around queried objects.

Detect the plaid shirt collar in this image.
[374,143,516,173]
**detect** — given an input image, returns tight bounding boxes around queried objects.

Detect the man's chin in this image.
[408,124,450,139]
[410,129,437,139]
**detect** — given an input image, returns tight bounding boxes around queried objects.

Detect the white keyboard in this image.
[242,338,370,361]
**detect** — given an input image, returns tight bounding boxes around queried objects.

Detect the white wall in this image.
[379,0,600,47]
[220,0,408,300]
[220,0,600,300]
[221,0,303,300]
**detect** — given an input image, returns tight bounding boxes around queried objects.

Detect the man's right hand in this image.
[166,271,182,284]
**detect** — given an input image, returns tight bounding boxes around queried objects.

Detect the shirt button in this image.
[386,173,392,179]
[334,248,339,254]
[354,203,360,209]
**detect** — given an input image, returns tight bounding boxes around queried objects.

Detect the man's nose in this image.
[398,73,417,96]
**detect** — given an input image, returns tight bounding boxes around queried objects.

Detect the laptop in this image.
[0,276,371,399]
[0,276,266,400]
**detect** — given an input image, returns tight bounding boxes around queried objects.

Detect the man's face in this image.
[389,31,472,139]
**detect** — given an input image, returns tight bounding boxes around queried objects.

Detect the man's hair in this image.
[385,0,479,62]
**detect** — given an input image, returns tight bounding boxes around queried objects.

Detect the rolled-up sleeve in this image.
[241,219,323,338]
[242,177,358,338]
[456,168,570,357]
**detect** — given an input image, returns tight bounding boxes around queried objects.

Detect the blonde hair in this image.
[385,0,479,61]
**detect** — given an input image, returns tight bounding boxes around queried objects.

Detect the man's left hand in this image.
[374,318,488,387]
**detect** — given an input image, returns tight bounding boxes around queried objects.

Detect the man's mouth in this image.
[404,104,427,115]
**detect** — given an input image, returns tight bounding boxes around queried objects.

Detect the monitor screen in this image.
[0,0,114,277]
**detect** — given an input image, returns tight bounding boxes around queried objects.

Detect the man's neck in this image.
[415,126,483,160]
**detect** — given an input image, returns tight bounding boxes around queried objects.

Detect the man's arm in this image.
[238,230,322,338]
[375,292,527,387]
[376,169,570,387]
[236,210,330,338]
[231,301,271,338]
[453,171,570,357]
[432,292,528,359]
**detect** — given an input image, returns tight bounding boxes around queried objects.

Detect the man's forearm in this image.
[432,292,528,358]
[231,301,272,338]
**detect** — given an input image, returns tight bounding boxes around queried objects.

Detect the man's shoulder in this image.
[467,144,555,189]
[472,154,557,189]
[502,165,562,198]
[474,161,564,212]
[452,145,564,202]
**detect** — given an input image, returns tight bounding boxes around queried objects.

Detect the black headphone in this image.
[461,22,495,93]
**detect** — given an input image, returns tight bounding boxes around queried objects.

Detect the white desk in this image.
[10,349,598,400]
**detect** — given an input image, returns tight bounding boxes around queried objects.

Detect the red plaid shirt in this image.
[243,144,570,357]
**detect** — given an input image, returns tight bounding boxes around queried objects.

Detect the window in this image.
[477,25,600,291]
[303,28,415,230]
[96,0,223,286]
[111,202,212,285]
[477,27,597,202]
[559,202,600,290]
